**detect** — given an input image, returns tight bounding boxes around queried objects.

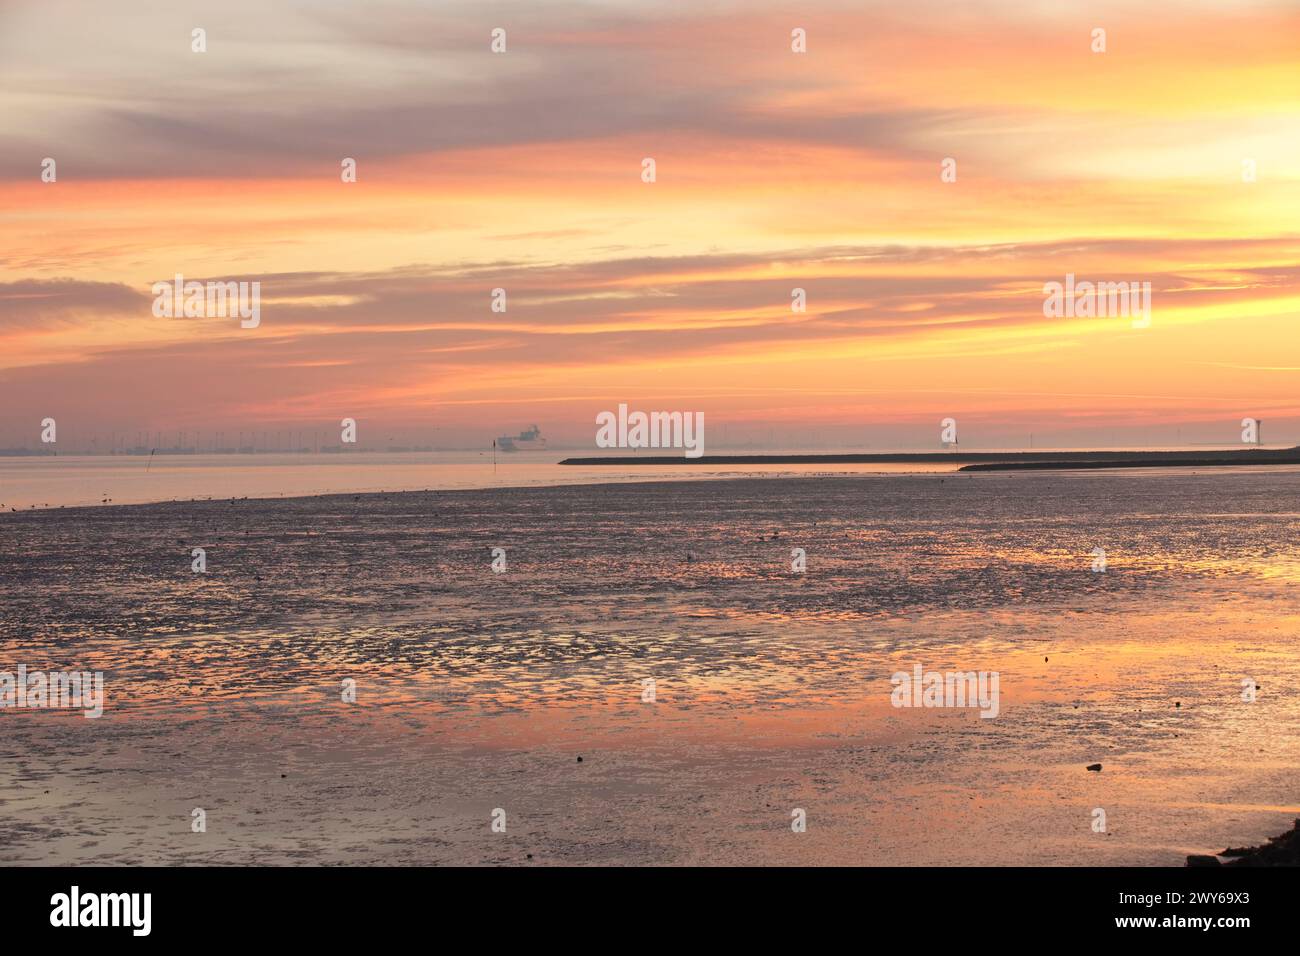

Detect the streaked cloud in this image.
[0,0,1297,446]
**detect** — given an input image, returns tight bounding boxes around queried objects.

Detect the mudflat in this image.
[2,472,1298,865]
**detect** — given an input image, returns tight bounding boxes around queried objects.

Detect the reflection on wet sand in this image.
[2,472,1299,864]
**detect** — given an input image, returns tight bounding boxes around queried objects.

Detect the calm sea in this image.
[0,450,960,510]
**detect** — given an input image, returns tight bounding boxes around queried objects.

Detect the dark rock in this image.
[1186,854,1221,867]
[1217,818,1300,867]
[1086,763,1102,772]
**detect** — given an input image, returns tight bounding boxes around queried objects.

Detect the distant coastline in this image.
[560,447,1300,469]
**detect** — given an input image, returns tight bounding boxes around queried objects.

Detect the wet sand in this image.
[2,472,1299,865]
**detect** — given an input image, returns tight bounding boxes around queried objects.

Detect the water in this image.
[0,450,958,510]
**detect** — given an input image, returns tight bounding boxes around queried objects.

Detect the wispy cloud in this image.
[1,0,1297,444]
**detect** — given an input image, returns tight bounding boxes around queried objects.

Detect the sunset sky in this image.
[2,0,1299,450]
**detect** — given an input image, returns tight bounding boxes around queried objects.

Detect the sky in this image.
[2,0,1299,450]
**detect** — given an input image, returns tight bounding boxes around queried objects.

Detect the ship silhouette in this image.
[496,425,546,452]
